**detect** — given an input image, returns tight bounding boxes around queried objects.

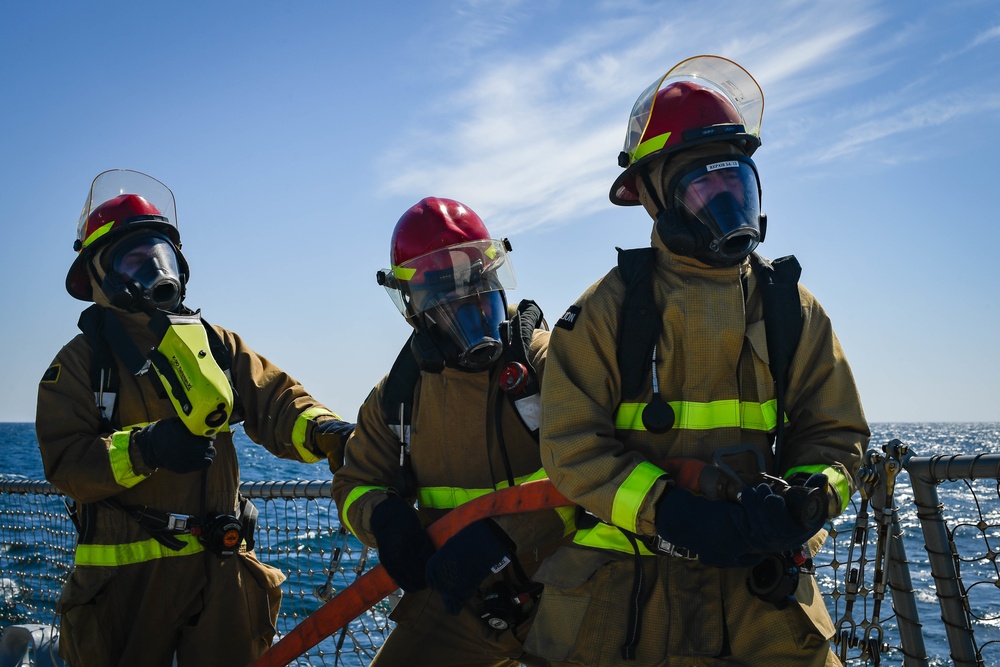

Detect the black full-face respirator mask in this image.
[645,153,766,267]
[419,289,507,372]
[99,232,188,313]
[402,259,508,373]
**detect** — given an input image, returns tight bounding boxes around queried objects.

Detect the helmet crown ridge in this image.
[76,194,166,251]
[610,55,764,206]
[389,196,492,267]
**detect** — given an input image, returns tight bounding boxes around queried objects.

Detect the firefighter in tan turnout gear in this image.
[36,169,354,667]
[524,56,870,666]
[331,197,572,666]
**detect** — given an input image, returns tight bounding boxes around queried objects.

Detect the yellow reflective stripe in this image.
[292,407,336,463]
[556,505,577,536]
[523,468,550,482]
[573,523,656,556]
[632,131,671,163]
[341,485,385,537]
[612,462,666,533]
[417,486,494,509]
[108,429,147,488]
[82,220,117,248]
[392,265,417,281]
[417,471,545,510]
[615,399,782,432]
[786,464,851,512]
[75,534,203,566]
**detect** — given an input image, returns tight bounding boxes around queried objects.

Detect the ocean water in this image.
[0,422,332,482]
[3,421,1000,665]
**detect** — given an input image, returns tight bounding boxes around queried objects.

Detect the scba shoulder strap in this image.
[380,299,546,495]
[614,248,802,456]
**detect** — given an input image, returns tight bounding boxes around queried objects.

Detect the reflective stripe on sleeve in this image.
[611,461,666,533]
[108,429,147,489]
[75,534,203,566]
[340,485,385,537]
[292,407,337,463]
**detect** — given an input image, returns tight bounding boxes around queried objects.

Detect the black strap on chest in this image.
[77,304,242,431]
[749,253,803,471]
[616,248,660,402]
[614,248,803,465]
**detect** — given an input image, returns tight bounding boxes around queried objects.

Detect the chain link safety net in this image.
[2,441,999,666]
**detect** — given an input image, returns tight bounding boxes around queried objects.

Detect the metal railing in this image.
[2,440,1000,666]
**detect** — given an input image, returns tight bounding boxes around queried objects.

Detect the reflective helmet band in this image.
[632,131,672,163]
[82,220,117,250]
[392,265,417,281]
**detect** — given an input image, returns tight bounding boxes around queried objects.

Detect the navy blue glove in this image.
[740,482,826,553]
[655,487,763,568]
[314,418,355,441]
[132,417,216,473]
[425,519,514,615]
[313,419,356,473]
[370,495,435,592]
[785,472,839,527]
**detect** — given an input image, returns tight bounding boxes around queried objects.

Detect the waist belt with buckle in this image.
[642,535,698,560]
[100,498,248,554]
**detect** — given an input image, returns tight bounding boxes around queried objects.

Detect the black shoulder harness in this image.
[615,249,803,464]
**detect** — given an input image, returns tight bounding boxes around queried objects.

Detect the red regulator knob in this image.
[499,362,529,394]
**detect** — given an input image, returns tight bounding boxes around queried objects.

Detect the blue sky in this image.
[2,0,999,425]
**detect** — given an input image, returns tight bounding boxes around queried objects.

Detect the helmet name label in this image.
[706,160,740,172]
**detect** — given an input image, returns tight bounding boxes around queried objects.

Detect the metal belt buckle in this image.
[165,513,193,532]
[654,537,697,560]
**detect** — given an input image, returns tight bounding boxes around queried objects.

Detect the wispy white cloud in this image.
[939,23,1000,61]
[816,92,1000,162]
[378,0,989,234]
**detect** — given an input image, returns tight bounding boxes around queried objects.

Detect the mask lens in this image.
[430,291,505,370]
[110,234,184,310]
[675,157,761,261]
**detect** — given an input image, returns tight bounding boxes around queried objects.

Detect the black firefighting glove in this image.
[132,417,216,474]
[785,472,841,526]
[312,418,355,473]
[655,486,764,568]
[370,494,436,592]
[740,481,827,553]
[425,519,514,615]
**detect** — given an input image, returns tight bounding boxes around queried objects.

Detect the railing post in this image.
[904,454,1000,667]
[886,505,928,666]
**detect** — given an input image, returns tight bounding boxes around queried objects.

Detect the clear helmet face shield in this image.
[104,232,185,312]
[672,155,762,263]
[621,55,764,168]
[378,238,516,370]
[77,169,177,248]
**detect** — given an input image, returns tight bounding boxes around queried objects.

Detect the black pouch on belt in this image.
[238,495,258,552]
